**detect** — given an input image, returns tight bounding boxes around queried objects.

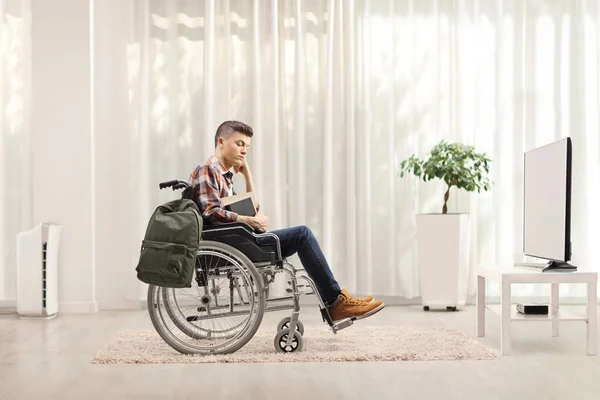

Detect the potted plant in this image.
[399,141,492,311]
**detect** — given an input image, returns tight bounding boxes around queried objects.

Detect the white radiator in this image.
[16,223,62,319]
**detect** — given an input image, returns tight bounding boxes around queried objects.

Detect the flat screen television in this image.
[521,137,576,272]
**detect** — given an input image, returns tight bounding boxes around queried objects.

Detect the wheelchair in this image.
[146,179,356,355]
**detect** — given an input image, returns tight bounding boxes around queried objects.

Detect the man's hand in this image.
[234,157,259,211]
[237,211,268,233]
[253,211,269,233]
[234,157,251,177]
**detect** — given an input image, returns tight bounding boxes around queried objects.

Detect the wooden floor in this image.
[1,304,600,400]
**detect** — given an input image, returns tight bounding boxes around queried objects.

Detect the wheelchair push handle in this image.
[159,180,190,191]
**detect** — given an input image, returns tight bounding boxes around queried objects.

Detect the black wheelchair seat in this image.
[201,222,283,266]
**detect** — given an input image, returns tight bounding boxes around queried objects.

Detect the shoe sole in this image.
[355,303,385,320]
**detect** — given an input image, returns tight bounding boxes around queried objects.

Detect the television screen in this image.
[523,137,572,262]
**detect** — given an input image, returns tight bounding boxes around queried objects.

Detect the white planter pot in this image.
[416,213,471,311]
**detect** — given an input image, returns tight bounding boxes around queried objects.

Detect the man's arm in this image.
[236,158,260,212]
[191,165,267,231]
[243,171,260,212]
[192,166,238,224]
[239,170,268,232]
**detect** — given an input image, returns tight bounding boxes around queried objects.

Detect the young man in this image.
[188,120,385,322]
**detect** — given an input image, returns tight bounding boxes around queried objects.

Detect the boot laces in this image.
[342,295,367,306]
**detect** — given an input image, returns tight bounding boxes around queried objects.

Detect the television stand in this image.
[542,261,577,272]
[476,264,597,356]
[514,261,577,272]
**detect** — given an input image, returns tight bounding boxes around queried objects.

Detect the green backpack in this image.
[135,199,202,288]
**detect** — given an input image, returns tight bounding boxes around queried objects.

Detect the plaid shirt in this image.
[188,155,259,224]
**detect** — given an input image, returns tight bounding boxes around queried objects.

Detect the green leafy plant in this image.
[399,141,492,214]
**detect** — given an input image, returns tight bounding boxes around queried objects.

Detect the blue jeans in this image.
[256,225,341,305]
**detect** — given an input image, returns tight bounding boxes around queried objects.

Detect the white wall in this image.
[0,0,31,309]
[31,0,97,313]
[93,0,145,310]
[9,0,600,312]
[24,0,143,312]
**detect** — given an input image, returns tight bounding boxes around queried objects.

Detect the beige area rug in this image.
[92,326,497,364]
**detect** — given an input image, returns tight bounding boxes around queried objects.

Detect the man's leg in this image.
[256,225,385,322]
[257,225,341,305]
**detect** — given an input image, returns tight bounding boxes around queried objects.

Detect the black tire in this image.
[423,306,430,311]
[277,317,304,335]
[274,328,304,353]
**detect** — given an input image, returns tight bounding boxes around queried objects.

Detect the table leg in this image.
[587,282,597,356]
[477,275,485,337]
[551,283,559,337]
[501,282,511,355]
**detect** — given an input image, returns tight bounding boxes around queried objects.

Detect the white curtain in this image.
[2,0,600,308]
[124,0,600,303]
[0,0,30,307]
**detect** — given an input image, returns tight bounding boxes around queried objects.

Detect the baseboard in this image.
[97,299,146,311]
[59,301,99,313]
[5,298,101,313]
[2,298,99,314]
[0,298,16,315]
[0,298,16,309]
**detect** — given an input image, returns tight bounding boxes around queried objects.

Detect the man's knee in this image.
[298,225,314,241]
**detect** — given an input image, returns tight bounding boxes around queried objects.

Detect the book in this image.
[220,191,257,217]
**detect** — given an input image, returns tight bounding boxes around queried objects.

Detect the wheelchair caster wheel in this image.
[277,317,304,335]
[447,306,458,312]
[274,328,304,353]
[423,306,430,311]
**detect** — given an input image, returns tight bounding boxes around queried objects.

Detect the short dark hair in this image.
[214,120,254,148]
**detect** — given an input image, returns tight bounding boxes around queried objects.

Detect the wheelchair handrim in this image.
[155,254,255,352]
[160,252,254,340]
[147,242,265,355]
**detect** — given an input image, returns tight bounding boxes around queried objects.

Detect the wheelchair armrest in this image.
[202,221,256,234]
[201,222,283,266]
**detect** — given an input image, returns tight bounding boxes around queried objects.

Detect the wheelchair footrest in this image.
[319,306,356,333]
[331,317,356,333]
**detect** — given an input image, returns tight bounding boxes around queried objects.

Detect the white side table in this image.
[476,264,598,356]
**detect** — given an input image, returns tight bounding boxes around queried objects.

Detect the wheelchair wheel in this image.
[159,282,246,340]
[274,328,304,353]
[148,240,265,355]
[277,317,304,335]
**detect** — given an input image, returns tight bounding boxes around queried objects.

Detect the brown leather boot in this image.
[341,288,373,303]
[328,291,385,322]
